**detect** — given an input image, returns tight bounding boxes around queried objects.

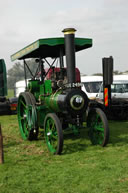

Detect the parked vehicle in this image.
[97,76,128,100]
[14,79,29,97]
[81,75,103,99]
[0,59,17,115]
[96,75,128,120]
[9,97,18,114]
[97,81,128,99]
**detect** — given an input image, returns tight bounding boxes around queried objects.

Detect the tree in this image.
[7,59,39,89]
[113,70,122,75]
[7,62,24,89]
[92,73,103,76]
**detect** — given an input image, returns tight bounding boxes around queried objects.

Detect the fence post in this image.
[0,124,4,164]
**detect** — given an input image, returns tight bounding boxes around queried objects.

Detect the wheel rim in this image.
[18,95,30,140]
[88,112,105,145]
[45,117,58,153]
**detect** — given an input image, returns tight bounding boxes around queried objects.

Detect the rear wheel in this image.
[87,108,109,147]
[18,92,38,140]
[44,113,63,154]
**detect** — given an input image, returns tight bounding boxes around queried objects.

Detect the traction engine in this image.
[11,28,109,154]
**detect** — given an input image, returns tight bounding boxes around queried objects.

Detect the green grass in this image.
[0,115,128,193]
[7,89,14,98]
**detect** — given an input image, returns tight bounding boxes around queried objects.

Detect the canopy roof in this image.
[11,37,92,61]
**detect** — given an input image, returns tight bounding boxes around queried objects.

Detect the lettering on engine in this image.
[65,82,83,88]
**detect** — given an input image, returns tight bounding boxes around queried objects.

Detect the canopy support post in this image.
[59,48,64,68]
[39,58,45,83]
[23,60,27,90]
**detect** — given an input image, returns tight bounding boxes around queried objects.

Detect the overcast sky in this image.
[0,0,128,75]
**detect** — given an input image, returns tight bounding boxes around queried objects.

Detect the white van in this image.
[114,75,128,81]
[14,80,28,97]
[81,76,103,99]
[97,75,128,100]
[96,75,128,120]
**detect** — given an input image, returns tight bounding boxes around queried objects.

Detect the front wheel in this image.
[44,113,63,155]
[87,108,109,147]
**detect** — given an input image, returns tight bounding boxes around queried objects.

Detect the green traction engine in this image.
[11,28,109,154]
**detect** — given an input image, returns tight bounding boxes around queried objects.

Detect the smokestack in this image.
[62,28,76,84]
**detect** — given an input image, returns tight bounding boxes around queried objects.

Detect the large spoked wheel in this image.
[18,92,38,140]
[87,108,109,147]
[44,113,63,155]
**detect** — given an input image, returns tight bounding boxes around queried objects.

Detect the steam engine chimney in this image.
[62,28,76,84]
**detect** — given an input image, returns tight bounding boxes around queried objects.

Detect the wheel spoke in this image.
[47,119,50,128]
[95,127,104,132]
[51,122,55,131]
[51,134,57,140]
[20,99,27,109]
[94,124,104,132]
[20,116,25,120]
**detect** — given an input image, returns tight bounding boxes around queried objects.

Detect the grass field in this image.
[0,115,128,193]
[7,89,14,98]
